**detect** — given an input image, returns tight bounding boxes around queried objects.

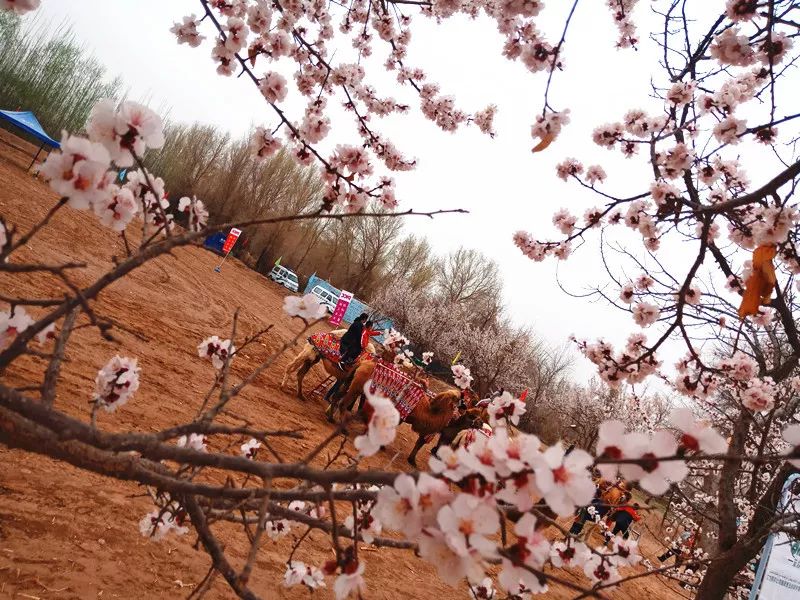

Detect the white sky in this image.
[28,1,739,382]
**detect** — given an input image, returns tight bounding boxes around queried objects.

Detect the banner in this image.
[749,474,800,599]
[222,228,242,254]
[329,291,353,327]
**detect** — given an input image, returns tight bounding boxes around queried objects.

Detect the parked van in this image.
[310,285,339,313]
[268,265,299,292]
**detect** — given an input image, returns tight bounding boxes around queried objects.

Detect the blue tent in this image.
[204,231,227,254]
[0,110,60,169]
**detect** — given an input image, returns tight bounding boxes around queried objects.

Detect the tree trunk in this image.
[695,547,753,600]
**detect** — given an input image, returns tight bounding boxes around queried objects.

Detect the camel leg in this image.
[281,346,311,391]
[407,433,428,468]
[295,356,320,401]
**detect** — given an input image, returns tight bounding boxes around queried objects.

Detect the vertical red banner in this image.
[329,291,353,326]
[222,228,242,254]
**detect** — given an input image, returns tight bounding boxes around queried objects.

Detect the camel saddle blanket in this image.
[308,332,368,364]
[368,361,428,421]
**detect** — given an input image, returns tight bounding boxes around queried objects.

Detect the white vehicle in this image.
[268,265,299,292]
[310,285,339,313]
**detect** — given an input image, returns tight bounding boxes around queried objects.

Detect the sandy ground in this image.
[0,130,689,599]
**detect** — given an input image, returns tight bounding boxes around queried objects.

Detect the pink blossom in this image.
[670,408,727,455]
[619,284,635,304]
[429,445,470,481]
[354,385,400,457]
[592,122,624,149]
[726,0,758,22]
[710,28,755,67]
[0,307,34,350]
[555,158,583,181]
[741,377,776,412]
[531,109,570,142]
[94,356,141,412]
[331,145,373,177]
[585,165,607,184]
[473,105,497,136]
[259,72,288,103]
[758,32,793,65]
[251,126,281,159]
[247,1,272,33]
[437,493,499,558]
[171,15,205,47]
[333,560,366,599]
[197,335,235,369]
[39,134,111,210]
[87,100,165,168]
[620,431,689,495]
[35,323,56,345]
[609,536,642,567]
[550,540,590,569]
[93,185,138,232]
[283,293,327,320]
[595,419,628,481]
[655,143,694,179]
[486,391,525,427]
[632,302,660,327]
[534,444,594,516]
[283,561,326,589]
[666,81,695,106]
[375,474,422,536]
[416,527,486,586]
[635,274,654,290]
[240,438,261,459]
[550,210,577,236]
[177,196,209,231]
[177,433,207,452]
[583,555,620,585]
[451,364,473,389]
[713,116,746,144]
[683,286,702,306]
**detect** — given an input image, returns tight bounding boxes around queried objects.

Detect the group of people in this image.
[568,474,641,541]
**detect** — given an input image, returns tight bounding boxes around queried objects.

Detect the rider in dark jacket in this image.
[338,313,368,369]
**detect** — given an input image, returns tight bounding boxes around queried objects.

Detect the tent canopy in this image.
[0,110,60,148]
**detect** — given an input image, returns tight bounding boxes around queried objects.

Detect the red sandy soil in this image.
[0,129,688,599]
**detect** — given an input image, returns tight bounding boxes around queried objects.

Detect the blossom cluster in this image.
[37,100,206,235]
[368,393,670,594]
[93,355,141,412]
[197,335,236,369]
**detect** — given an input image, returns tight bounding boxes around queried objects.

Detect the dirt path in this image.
[0,130,685,599]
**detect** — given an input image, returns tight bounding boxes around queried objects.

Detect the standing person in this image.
[569,478,625,536]
[604,500,641,539]
[337,313,367,370]
[658,530,696,564]
[360,319,382,355]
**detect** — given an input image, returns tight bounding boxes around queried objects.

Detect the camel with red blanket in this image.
[327,359,461,466]
[280,329,378,400]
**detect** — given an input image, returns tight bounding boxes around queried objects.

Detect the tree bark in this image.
[696,463,798,599]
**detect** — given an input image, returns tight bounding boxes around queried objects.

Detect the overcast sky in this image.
[28,1,732,383]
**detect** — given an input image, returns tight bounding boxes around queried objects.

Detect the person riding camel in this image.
[337,313,367,370]
[360,320,382,355]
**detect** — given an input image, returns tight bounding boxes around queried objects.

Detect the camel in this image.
[280,329,377,400]
[327,361,460,467]
[433,408,486,453]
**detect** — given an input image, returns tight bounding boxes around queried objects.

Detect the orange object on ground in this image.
[738,245,777,319]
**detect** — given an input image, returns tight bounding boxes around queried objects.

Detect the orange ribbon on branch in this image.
[738,244,777,319]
